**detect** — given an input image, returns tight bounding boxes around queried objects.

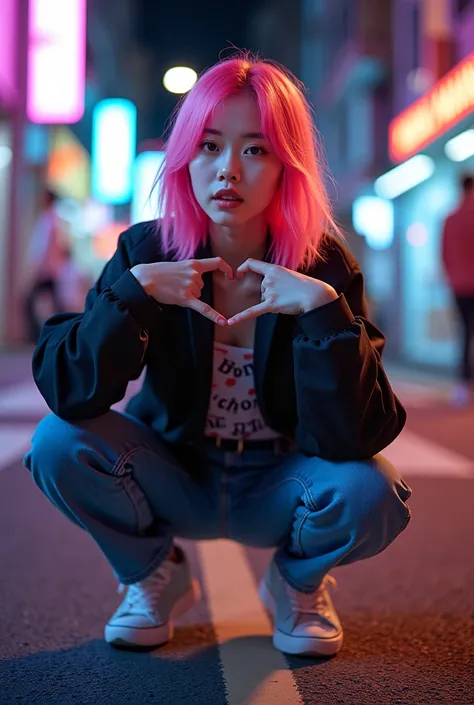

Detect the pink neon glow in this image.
[27,0,86,124]
[0,0,17,106]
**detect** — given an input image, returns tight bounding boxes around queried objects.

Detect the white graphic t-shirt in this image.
[204,342,281,441]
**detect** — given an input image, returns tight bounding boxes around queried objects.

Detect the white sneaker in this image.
[259,559,343,657]
[105,546,201,649]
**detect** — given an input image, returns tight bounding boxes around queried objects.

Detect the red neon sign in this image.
[389,51,474,163]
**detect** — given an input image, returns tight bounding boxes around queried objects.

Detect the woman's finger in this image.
[186,297,227,326]
[236,258,273,278]
[227,300,273,326]
[196,257,233,279]
[188,282,202,299]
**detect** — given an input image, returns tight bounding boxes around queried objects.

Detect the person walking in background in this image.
[24,189,67,343]
[55,243,90,314]
[24,52,411,659]
[442,174,474,406]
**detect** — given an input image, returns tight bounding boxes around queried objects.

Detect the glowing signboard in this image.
[27,0,86,123]
[0,0,17,106]
[131,151,166,224]
[389,51,474,163]
[92,99,137,204]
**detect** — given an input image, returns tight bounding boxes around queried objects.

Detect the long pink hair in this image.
[155,51,341,270]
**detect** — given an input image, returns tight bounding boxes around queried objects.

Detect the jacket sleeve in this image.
[293,267,407,460]
[32,231,163,421]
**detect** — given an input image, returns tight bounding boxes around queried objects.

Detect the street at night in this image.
[2,0,474,703]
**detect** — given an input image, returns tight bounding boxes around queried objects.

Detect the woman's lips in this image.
[212,197,244,209]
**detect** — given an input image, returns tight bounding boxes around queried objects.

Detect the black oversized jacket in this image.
[32,221,406,460]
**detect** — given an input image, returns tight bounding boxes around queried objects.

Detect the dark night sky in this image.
[136,0,258,64]
[134,0,262,140]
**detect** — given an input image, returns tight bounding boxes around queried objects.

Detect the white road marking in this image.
[0,379,138,417]
[0,424,36,473]
[197,540,304,705]
[0,381,49,417]
[0,381,473,478]
[383,429,474,477]
[393,385,450,408]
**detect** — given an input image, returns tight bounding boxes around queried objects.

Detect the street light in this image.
[163,66,197,94]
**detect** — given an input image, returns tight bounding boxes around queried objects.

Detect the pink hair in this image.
[155,51,341,270]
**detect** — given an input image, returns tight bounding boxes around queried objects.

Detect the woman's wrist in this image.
[301,285,338,313]
[130,264,153,296]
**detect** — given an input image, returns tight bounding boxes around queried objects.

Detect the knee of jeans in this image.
[295,457,412,559]
[338,456,412,535]
[24,413,78,485]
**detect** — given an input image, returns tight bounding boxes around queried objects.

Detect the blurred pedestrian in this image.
[24,189,67,343]
[56,243,89,313]
[24,52,411,658]
[441,174,474,405]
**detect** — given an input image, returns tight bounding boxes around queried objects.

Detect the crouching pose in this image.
[25,52,411,658]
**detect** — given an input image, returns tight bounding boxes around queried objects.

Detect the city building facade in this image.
[388,0,474,370]
[302,0,474,371]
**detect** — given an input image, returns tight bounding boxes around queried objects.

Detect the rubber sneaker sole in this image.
[259,580,343,657]
[105,578,202,649]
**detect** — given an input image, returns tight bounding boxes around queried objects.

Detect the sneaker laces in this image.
[117,560,174,618]
[288,574,337,618]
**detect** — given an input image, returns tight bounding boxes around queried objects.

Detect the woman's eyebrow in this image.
[203,128,266,139]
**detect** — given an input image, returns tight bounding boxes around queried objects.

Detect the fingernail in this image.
[227,318,235,326]
[218,318,226,326]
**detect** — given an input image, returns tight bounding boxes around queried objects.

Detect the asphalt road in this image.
[0,352,473,705]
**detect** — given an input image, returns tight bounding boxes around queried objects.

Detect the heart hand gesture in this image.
[131,257,233,326]
[227,259,338,326]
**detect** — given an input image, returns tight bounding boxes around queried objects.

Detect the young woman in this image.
[24,53,412,658]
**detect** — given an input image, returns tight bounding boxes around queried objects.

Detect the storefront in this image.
[374,51,474,369]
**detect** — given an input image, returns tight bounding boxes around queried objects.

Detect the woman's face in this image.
[188,91,283,230]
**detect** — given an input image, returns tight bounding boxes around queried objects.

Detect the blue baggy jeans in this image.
[24,410,412,593]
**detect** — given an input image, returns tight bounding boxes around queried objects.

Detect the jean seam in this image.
[111,446,151,477]
[293,507,311,557]
[119,472,150,535]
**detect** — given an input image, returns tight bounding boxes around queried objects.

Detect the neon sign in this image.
[0,0,17,106]
[389,51,474,163]
[27,0,86,124]
[92,99,137,204]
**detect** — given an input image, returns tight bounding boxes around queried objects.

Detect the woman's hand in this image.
[131,258,233,326]
[227,258,338,326]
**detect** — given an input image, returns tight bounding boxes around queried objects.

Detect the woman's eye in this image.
[245,145,267,156]
[200,141,219,153]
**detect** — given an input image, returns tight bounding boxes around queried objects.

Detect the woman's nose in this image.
[218,167,239,182]
[217,153,241,182]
